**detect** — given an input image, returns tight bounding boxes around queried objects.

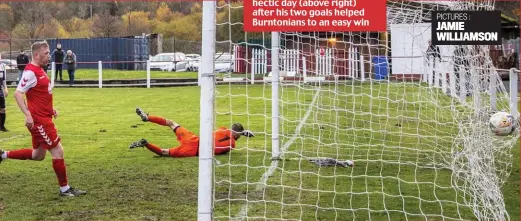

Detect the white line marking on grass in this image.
[236,89,321,219]
[0,135,23,142]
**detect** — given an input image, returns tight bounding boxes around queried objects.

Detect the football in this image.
[489,111,516,136]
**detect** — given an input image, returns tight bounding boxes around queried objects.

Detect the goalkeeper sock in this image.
[148,116,168,126]
[6,149,33,160]
[145,143,163,156]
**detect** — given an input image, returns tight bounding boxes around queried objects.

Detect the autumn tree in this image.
[122,11,152,36]
[62,17,93,38]
[155,2,172,22]
[190,3,202,14]
[216,2,263,42]
[39,18,69,39]
[167,2,194,15]
[153,10,183,38]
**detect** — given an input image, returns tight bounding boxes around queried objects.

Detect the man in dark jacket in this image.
[426,40,441,61]
[53,43,65,81]
[453,46,471,96]
[426,40,442,85]
[0,63,8,132]
[16,50,29,84]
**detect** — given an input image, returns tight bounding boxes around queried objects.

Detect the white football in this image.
[489,111,515,136]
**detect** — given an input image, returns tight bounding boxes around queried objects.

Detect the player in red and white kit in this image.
[0,41,87,197]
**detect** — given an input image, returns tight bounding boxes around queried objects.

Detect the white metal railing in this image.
[425,59,519,117]
[50,60,154,88]
[47,59,520,118]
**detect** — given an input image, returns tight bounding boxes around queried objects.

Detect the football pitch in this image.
[0,86,519,220]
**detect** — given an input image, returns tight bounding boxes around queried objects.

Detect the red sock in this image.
[148,115,168,126]
[146,143,163,156]
[52,159,68,187]
[7,149,33,160]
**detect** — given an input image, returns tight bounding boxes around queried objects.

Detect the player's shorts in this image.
[29,121,61,150]
[0,96,5,109]
[169,126,200,158]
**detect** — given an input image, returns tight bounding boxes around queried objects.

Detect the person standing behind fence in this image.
[52,43,65,81]
[453,45,471,96]
[43,58,50,73]
[16,50,29,84]
[65,50,76,87]
[426,40,441,85]
[426,40,441,62]
[0,62,8,132]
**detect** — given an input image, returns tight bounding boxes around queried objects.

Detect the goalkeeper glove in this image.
[242,130,255,138]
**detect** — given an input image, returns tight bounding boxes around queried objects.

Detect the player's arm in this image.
[14,70,37,127]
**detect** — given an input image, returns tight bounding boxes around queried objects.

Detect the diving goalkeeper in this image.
[129,108,255,157]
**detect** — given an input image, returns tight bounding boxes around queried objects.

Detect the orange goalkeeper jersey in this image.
[213,126,236,155]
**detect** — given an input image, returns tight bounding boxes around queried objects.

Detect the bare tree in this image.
[91,13,124,37]
[9,2,51,49]
[18,3,48,40]
[0,4,14,34]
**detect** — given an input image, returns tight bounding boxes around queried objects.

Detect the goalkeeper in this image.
[129,108,254,157]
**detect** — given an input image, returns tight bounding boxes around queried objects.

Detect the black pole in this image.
[9,37,11,60]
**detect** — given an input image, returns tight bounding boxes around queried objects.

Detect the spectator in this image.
[425,40,442,86]
[512,51,519,69]
[495,56,509,80]
[426,40,441,62]
[16,50,29,83]
[42,58,50,73]
[0,62,8,132]
[506,51,516,69]
[52,43,65,81]
[65,50,76,86]
[453,45,470,96]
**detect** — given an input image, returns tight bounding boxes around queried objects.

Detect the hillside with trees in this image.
[0,1,517,52]
[0,1,264,52]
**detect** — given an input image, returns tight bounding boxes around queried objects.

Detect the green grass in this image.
[53,69,249,80]
[68,69,198,80]
[211,82,520,221]
[0,84,518,220]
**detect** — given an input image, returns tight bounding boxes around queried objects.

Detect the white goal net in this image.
[198,1,520,221]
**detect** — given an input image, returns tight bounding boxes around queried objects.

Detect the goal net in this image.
[201,1,520,221]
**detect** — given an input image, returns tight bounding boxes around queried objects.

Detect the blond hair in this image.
[31,40,49,54]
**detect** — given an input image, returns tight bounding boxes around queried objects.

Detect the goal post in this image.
[271,31,281,160]
[199,1,520,221]
[197,0,216,220]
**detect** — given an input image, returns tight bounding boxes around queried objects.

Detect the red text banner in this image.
[244,0,387,32]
